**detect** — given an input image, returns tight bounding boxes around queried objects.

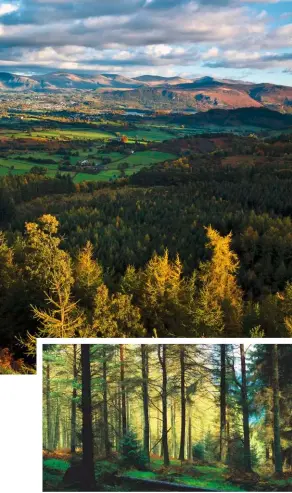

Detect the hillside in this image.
[180,107,292,130]
[0,72,291,113]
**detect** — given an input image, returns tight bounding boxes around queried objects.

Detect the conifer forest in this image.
[43,343,292,492]
[2,131,292,372]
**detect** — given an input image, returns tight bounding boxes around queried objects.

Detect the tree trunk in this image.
[171,399,177,458]
[53,396,60,450]
[46,363,52,451]
[178,347,186,461]
[81,344,96,491]
[272,344,283,474]
[219,344,227,462]
[240,344,252,472]
[188,404,192,461]
[103,346,111,457]
[120,344,127,436]
[158,344,170,466]
[141,344,150,463]
[71,344,77,455]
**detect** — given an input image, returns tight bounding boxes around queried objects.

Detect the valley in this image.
[1,82,292,371]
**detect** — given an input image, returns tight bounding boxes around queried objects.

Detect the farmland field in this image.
[0,135,177,181]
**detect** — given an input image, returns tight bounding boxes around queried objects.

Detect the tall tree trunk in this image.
[53,396,60,450]
[272,344,283,474]
[220,344,227,462]
[120,344,127,435]
[188,404,192,461]
[158,344,170,466]
[240,344,252,473]
[71,344,77,454]
[156,405,161,456]
[178,347,186,461]
[46,363,52,451]
[171,399,177,458]
[103,346,111,457]
[141,344,150,463]
[81,344,96,491]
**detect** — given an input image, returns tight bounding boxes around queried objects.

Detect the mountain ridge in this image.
[0,72,291,112]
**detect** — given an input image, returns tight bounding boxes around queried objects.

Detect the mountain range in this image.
[1,72,292,112]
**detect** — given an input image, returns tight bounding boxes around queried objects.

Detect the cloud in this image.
[0,3,19,17]
[0,0,290,78]
[204,49,292,70]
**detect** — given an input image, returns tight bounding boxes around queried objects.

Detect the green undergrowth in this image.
[124,461,245,491]
[43,456,292,492]
[43,458,70,491]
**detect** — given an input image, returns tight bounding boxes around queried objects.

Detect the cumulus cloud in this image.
[0,0,290,77]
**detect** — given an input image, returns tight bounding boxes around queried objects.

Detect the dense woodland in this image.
[43,343,292,492]
[1,133,292,368]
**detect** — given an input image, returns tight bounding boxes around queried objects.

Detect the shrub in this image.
[227,434,258,471]
[193,442,204,461]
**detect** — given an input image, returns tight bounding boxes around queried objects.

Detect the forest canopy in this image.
[2,132,292,368]
[2,210,292,372]
[43,343,292,492]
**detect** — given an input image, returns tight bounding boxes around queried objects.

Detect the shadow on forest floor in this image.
[43,452,292,492]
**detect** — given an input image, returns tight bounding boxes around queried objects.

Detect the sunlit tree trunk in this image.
[272,344,283,474]
[141,344,150,463]
[81,344,96,491]
[53,396,60,450]
[158,344,170,466]
[171,399,177,458]
[71,344,77,454]
[240,344,252,472]
[220,344,227,462]
[188,404,192,461]
[46,363,52,451]
[120,344,127,436]
[103,346,111,457]
[179,347,186,461]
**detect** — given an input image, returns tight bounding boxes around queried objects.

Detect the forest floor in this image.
[43,452,292,492]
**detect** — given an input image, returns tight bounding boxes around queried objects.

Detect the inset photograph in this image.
[43,343,292,492]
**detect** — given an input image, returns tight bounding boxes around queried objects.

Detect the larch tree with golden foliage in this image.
[25,215,85,341]
[92,284,145,338]
[122,250,196,337]
[195,226,243,336]
[74,241,103,309]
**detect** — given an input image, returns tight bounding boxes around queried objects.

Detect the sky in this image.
[0,0,291,84]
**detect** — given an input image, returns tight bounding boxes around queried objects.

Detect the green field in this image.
[0,149,176,182]
[123,127,175,141]
[73,151,177,182]
[0,128,115,141]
